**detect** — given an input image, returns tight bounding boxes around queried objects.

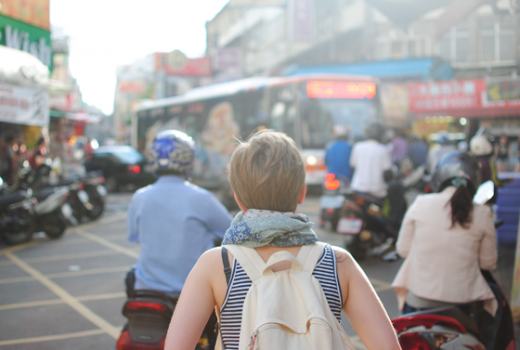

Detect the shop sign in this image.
[289,0,314,43]
[0,83,49,126]
[486,78,520,103]
[0,0,50,30]
[213,48,241,70]
[0,14,52,68]
[155,52,212,76]
[409,79,484,112]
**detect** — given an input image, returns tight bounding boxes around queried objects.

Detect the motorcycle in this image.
[319,173,350,230]
[0,177,36,245]
[60,172,106,223]
[391,181,516,350]
[15,163,72,239]
[116,289,216,350]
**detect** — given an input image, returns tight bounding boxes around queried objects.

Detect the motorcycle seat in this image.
[33,187,58,202]
[0,191,27,210]
[405,306,480,336]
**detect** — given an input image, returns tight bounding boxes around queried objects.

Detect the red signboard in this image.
[307,81,376,99]
[155,52,212,77]
[409,79,520,118]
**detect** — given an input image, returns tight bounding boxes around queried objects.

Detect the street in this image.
[0,193,406,349]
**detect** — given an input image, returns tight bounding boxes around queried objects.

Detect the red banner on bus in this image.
[306,81,376,99]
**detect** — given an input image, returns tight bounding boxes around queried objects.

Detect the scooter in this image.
[0,177,36,245]
[319,173,350,230]
[16,164,73,239]
[116,290,216,350]
[391,181,516,350]
[60,172,106,223]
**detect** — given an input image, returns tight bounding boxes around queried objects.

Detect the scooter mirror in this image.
[473,180,494,205]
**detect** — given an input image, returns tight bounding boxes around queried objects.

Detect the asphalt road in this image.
[0,193,427,349]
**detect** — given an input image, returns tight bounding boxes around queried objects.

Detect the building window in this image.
[480,17,517,63]
[438,25,470,63]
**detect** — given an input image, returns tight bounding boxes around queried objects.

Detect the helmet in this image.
[150,130,196,174]
[436,131,450,145]
[333,125,349,138]
[431,151,480,193]
[365,123,384,142]
[470,135,493,157]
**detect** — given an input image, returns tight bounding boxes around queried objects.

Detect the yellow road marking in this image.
[0,292,126,311]
[0,329,106,346]
[0,299,63,311]
[47,266,130,279]
[0,241,39,256]
[4,252,120,339]
[369,278,393,292]
[0,276,34,284]
[18,250,118,264]
[69,213,126,233]
[77,229,139,259]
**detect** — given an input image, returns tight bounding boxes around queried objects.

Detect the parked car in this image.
[85,146,156,192]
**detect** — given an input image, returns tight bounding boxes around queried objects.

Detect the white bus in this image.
[134,74,382,188]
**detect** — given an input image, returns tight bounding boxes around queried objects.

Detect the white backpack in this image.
[221,242,356,350]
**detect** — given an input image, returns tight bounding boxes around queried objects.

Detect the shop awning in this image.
[50,110,103,124]
[0,46,49,89]
[283,58,452,81]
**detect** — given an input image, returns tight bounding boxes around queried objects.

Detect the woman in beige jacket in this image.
[392,151,498,317]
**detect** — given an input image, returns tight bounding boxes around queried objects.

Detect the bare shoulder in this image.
[198,247,224,266]
[331,245,355,265]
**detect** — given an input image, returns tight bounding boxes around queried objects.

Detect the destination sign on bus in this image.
[306,81,376,99]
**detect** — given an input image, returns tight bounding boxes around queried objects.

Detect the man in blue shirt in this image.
[126,130,232,296]
[325,125,352,180]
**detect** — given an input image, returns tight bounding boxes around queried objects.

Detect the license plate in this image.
[78,190,90,203]
[61,203,73,219]
[337,218,363,234]
[320,195,344,209]
[97,185,107,197]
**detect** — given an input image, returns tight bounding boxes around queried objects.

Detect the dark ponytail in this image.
[440,178,476,228]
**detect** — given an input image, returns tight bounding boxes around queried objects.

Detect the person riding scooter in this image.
[325,125,352,182]
[126,130,232,297]
[392,151,500,348]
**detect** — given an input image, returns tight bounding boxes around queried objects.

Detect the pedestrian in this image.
[391,129,408,166]
[495,135,509,172]
[407,134,428,168]
[325,125,352,181]
[392,151,498,348]
[164,130,401,350]
[0,135,15,183]
[426,131,456,174]
[29,137,47,169]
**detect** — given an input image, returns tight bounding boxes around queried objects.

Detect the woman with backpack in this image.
[164,130,401,350]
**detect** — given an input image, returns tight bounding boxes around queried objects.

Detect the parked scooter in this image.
[15,164,73,239]
[60,172,106,223]
[0,177,36,245]
[116,290,216,350]
[391,181,516,350]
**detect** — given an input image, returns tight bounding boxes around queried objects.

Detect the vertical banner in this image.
[289,0,314,43]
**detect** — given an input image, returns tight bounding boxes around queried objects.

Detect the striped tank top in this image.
[219,245,343,350]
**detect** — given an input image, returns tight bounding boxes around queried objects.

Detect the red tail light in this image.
[116,331,164,350]
[393,314,467,334]
[125,301,168,312]
[398,333,432,350]
[78,183,84,191]
[326,209,335,215]
[355,198,365,205]
[98,176,105,184]
[127,165,141,174]
[324,174,340,190]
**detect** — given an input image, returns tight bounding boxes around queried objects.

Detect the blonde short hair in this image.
[229,130,305,212]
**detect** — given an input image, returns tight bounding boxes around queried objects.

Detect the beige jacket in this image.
[391,187,498,315]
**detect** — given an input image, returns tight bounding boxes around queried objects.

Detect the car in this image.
[85,146,156,192]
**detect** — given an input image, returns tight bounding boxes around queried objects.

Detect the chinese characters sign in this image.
[409,79,485,112]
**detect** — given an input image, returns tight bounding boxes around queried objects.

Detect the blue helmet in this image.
[151,130,196,174]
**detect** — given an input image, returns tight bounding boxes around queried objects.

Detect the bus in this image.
[134,74,382,188]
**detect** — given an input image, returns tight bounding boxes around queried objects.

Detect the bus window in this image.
[300,100,334,149]
[271,102,285,132]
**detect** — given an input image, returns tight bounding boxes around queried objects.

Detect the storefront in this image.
[409,78,520,140]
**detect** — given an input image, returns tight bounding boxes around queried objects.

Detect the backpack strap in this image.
[223,244,265,282]
[221,247,232,286]
[297,241,329,273]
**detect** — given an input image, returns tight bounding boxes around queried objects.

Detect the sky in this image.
[50,0,230,115]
